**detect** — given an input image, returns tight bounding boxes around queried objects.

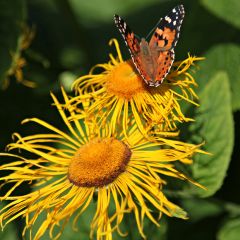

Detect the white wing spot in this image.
[173,20,176,26]
[165,16,171,23]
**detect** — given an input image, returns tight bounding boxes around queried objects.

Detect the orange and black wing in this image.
[114,15,150,82]
[149,5,185,50]
[114,15,140,56]
[149,5,184,86]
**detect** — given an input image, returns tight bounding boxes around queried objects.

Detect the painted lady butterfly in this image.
[114,5,185,87]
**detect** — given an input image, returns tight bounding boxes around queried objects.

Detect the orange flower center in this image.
[105,60,147,99]
[68,138,131,187]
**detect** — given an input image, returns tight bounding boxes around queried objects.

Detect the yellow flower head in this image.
[70,39,203,137]
[0,88,205,239]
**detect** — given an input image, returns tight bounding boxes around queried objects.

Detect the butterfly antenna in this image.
[145,17,162,40]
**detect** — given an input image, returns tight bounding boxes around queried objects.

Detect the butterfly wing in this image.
[149,5,184,86]
[153,49,175,86]
[114,15,152,83]
[114,15,140,56]
[149,5,185,50]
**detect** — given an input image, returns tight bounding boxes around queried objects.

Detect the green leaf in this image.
[68,0,161,24]
[181,198,224,222]
[0,0,27,87]
[186,71,234,197]
[0,224,17,240]
[217,218,240,240]
[201,0,240,29]
[195,44,240,111]
[225,202,240,218]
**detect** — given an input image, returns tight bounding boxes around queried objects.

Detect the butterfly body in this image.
[139,38,159,81]
[114,5,185,87]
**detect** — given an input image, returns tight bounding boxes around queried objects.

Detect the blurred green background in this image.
[1,0,240,239]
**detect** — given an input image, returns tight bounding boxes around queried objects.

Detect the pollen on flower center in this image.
[106,60,147,99]
[68,138,132,187]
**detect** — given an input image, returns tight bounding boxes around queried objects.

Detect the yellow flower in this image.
[0,88,205,239]
[69,39,203,137]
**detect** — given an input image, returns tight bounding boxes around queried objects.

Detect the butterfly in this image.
[114,5,185,87]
